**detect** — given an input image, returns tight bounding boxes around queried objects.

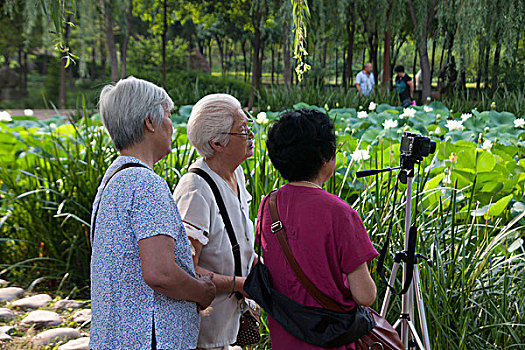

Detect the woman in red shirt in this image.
[259,109,378,349]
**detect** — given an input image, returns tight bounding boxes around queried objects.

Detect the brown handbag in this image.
[267,192,404,350]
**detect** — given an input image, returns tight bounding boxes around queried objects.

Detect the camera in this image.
[400,132,436,159]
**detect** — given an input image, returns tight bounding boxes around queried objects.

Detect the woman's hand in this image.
[234,276,251,299]
[196,273,216,311]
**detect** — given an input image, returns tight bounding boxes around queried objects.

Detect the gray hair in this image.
[187,94,241,158]
[99,76,174,151]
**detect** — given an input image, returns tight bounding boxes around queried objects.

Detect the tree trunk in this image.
[491,38,502,95]
[407,0,437,103]
[322,41,328,69]
[430,33,436,83]
[412,47,417,78]
[120,0,133,78]
[208,41,213,74]
[101,0,119,83]
[367,30,379,81]
[91,46,97,79]
[271,46,275,84]
[335,47,338,86]
[216,36,225,75]
[283,13,291,89]
[42,50,48,75]
[248,9,263,108]
[476,35,483,95]
[344,20,355,90]
[382,0,392,92]
[241,40,247,82]
[161,0,167,87]
[483,41,490,89]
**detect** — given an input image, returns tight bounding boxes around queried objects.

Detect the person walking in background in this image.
[355,62,375,97]
[90,77,216,350]
[394,65,414,107]
[259,109,378,349]
[173,94,256,350]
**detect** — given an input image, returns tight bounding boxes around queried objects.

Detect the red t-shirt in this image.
[259,184,378,350]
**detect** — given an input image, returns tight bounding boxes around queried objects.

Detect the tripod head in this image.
[356,132,436,183]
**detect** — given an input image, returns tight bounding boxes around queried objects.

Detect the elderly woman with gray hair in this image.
[173,93,256,350]
[90,76,216,350]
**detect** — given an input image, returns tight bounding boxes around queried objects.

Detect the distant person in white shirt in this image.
[356,62,375,97]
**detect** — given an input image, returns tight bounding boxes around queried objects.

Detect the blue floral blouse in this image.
[90,156,199,349]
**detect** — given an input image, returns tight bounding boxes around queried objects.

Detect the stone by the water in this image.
[21,310,62,328]
[0,325,15,342]
[54,299,85,310]
[57,336,90,350]
[11,293,52,309]
[0,287,24,302]
[32,327,80,346]
[0,308,14,321]
[72,309,91,323]
[0,280,7,286]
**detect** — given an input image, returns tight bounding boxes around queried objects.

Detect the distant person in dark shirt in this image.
[394,65,414,107]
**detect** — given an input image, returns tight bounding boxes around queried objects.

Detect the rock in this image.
[54,299,85,310]
[0,287,24,302]
[0,333,12,341]
[0,308,14,321]
[72,309,91,323]
[0,326,15,335]
[0,280,7,286]
[32,327,80,346]
[11,293,52,309]
[0,326,15,342]
[58,336,90,350]
[21,310,62,328]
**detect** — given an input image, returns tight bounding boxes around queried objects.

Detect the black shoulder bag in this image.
[188,168,261,347]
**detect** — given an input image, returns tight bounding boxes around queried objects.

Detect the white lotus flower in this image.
[400,108,416,119]
[255,112,269,125]
[24,109,34,116]
[383,119,398,130]
[0,110,12,122]
[369,102,376,111]
[445,120,465,131]
[423,106,433,113]
[482,140,492,151]
[435,126,442,134]
[461,113,472,122]
[351,149,370,162]
[514,118,525,128]
[357,111,368,119]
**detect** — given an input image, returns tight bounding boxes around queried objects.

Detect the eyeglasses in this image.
[220,111,254,139]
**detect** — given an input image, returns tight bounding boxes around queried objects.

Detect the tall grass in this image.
[0,109,523,348]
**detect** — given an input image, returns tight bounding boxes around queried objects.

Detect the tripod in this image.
[379,156,432,350]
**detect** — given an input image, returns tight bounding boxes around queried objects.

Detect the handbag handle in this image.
[267,191,345,313]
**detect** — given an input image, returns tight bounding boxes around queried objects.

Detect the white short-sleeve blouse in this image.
[173,158,255,348]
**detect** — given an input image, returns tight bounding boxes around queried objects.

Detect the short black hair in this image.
[394,65,405,73]
[267,109,336,182]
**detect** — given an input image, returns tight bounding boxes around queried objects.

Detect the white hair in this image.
[99,76,174,151]
[187,94,241,158]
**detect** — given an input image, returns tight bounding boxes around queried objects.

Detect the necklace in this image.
[290,180,323,189]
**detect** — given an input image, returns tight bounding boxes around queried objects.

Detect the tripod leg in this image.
[413,264,432,350]
[407,320,426,350]
[380,262,400,317]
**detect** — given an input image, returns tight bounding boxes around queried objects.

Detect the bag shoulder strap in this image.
[188,168,242,277]
[91,162,149,241]
[267,191,344,312]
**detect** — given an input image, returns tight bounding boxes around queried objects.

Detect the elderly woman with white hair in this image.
[173,93,256,350]
[90,77,216,350]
